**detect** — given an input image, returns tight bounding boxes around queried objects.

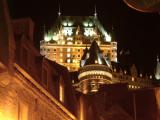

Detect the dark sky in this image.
[8,0,160,74]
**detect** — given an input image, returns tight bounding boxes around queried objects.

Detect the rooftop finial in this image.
[94,5,97,17]
[58,3,61,16]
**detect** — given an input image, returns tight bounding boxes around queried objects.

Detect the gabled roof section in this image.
[44,16,111,42]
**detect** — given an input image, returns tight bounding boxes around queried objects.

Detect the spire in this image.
[58,4,61,16]
[111,26,116,42]
[94,5,97,18]
[155,55,160,80]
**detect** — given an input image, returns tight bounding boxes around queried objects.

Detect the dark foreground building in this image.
[0,0,160,120]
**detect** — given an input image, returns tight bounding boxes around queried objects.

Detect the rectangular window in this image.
[67,59,71,63]
[67,53,71,57]
[67,48,71,52]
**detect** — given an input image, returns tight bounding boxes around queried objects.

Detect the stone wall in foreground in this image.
[0,64,76,120]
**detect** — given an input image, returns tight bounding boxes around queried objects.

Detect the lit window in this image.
[62,41,65,44]
[60,59,63,62]
[150,75,152,79]
[132,77,135,81]
[89,22,93,27]
[128,85,131,88]
[67,37,73,41]
[83,22,88,27]
[73,59,75,63]
[67,41,73,45]
[95,60,98,63]
[67,59,71,63]
[60,53,63,57]
[72,80,74,84]
[63,22,67,26]
[63,27,73,36]
[68,22,73,26]
[67,53,71,57]
[84,28,94,36]
[67,48,71,52]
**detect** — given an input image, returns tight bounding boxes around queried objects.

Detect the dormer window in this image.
[63,27,73,36]
[84,28,94,36]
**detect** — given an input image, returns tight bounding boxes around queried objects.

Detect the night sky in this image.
[8,0,160,74]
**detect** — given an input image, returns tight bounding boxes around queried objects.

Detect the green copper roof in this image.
[44,16,111,43]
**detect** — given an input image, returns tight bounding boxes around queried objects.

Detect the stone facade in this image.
[0,68,76,120]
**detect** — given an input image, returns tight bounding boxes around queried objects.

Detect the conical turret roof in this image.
[85,40,110,67]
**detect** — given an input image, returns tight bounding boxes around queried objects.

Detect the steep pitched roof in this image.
[45,16,111,42]
[84,40,110,67]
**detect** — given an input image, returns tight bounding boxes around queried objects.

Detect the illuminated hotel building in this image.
[40,14,117,71]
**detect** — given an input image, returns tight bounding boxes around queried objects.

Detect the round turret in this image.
[77,40,117,94]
